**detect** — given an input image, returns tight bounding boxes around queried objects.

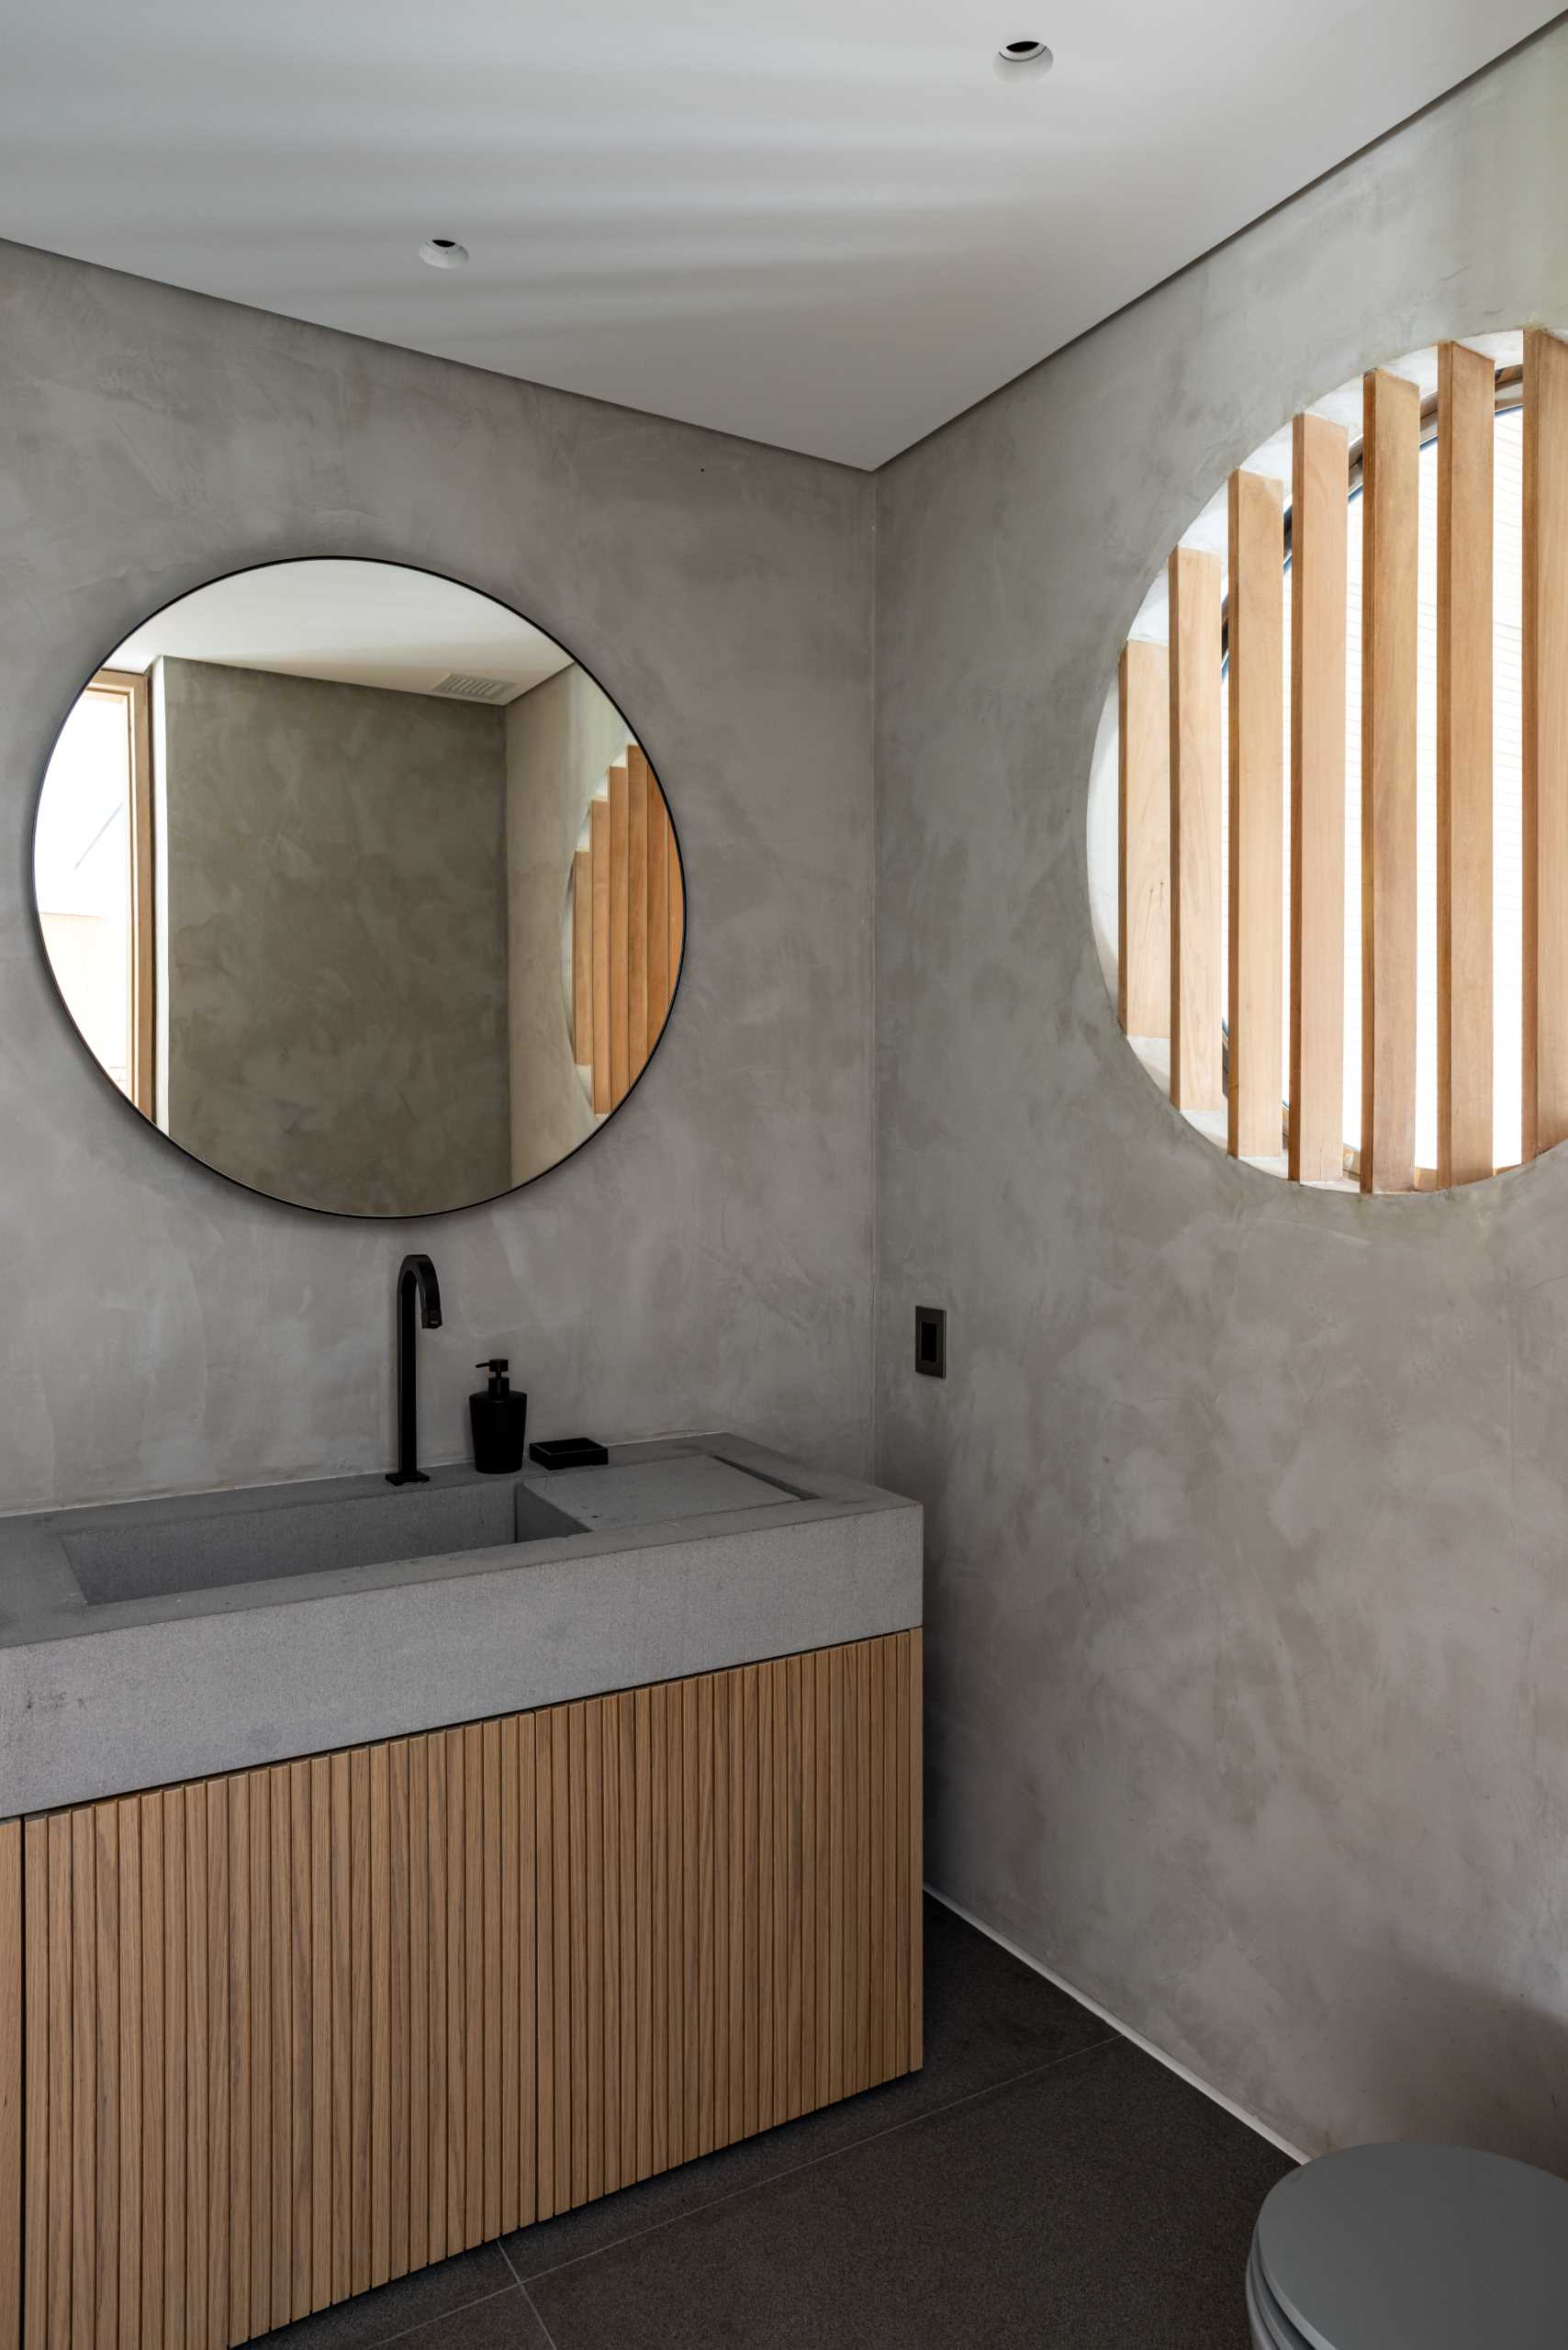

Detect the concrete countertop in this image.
[0,1436,922,1818]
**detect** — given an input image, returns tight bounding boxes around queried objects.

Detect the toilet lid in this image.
[1256,2143,1568,2350]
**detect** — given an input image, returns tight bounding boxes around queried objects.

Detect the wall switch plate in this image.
[914,1304,946,1378]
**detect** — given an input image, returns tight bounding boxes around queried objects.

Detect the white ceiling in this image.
[4,0,1554,469]
[110,560,573,700]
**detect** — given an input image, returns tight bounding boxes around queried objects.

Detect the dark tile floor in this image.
[264,1901,1291,2350]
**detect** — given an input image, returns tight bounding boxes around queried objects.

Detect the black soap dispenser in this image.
[469,1360,528,1473]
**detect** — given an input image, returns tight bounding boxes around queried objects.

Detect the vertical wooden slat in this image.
[867,1645,885,2093]
[367,1745,390,2289]
[387,1745,409,2287]
[138,1797,163,2350]
[1227,469,1286,1158]
[246,1774,272,2344]
[21,1821,48,2350]
[308,1758,331,2312]
[385,1757,411,2284]
[405,1741,429,2281]
[184,1796,208,2350]
[1117,640,1171,1037]
[813,1654,832,2109]
[116,1804,141,2350]
[268,1773,291,2328]
[498,1719,521,2233]
[204,1782,229,2350]
[630,1691,651,2183]
[648,1684,668,2176]
[460,1729,484,2255]
[756,1669,775,2129]
[908,1630,924,2069]
[582,1705,603,2209]
[879,1641,899,2085]
[1361,366,1421,1193]
[532,1715,554,2221]
[696,1674,716,2154]
[287,1765,311,2322]
[785,1657,804,2117]
[564,1710,588,2218]
[0,1822,20,2350]
[328,1754,350,2306]
[1523,328,1568,1161]
[1169,545,1224,1112]
[223,1779,250,2350]
[710,1674,730,2155]
[668,835,685,990]
[628,748,650,1084]
[646,788,670,1049]
[825,1650,845,2109]
[70,1807,96,2350]
[680,1680,700,2164]
[463,1725,484,2250]
[727,1669,746,2148]
[571,849,593,1068]
[589,798,611,1117]
[48,1818,73,2350]
[423,1737,447,2263]
[348,1749,371,2299]
[1290,410,1350,1182]
[771,1664,791,2121]
[893,1640,911,2082]
[614,1699,636,2190]
[800,1652,819,2112]
[95,1807,119,2350]
[549,1709,571,2215]
[517,1714,538,2233]
[609,763,631,1105]
[442,1731,465,2256]
[1437,340,1495,1187]
[600,1705,622,2199]
[739,1669,760,2140]
[481,1721,502,2245]
[160,1792,185,2350]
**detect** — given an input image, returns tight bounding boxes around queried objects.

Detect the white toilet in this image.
[1248,2142,1568,2348]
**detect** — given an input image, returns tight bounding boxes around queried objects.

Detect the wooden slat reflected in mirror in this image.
[570,745,683,1118]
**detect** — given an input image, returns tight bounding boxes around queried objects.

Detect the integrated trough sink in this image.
[55,1449,818,1609]
[63,1476,588,1606]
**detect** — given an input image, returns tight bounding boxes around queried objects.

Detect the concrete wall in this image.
[155,656,511,1216]
[874,21,1568,2165]
[503,664,630,1185]
[0,236,874,1509]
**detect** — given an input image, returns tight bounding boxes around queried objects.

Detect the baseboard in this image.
[925,1883,1308,2165]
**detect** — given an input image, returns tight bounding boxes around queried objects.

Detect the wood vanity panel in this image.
[8,1633,921,2350]
[1,1821,19,2350]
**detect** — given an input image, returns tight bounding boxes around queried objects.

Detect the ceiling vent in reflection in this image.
[433,671,511,701]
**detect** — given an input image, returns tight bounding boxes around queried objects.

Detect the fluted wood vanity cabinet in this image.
[0,1630,922,2350]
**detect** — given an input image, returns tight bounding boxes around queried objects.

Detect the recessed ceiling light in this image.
[419,238,469,270]
[995,37,1053,72]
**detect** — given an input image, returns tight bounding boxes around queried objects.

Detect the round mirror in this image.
[33,560,684,1216]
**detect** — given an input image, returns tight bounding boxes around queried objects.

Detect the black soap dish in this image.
[529,1436,610,1471]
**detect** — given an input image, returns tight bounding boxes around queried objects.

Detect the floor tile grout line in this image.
[517,2281,564,2350]
[516,2034,1123,2289]
[350,2278,521,2350]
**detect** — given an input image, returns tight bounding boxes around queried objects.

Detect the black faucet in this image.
[386,1253,442,1485]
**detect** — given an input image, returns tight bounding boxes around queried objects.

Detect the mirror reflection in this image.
[34,561,683,1216]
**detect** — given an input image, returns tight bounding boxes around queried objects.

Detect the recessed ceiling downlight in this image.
[995,36,1053,73]
[419,238,469,270]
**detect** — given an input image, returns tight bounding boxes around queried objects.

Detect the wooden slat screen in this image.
[572,746,681,1118]
[6,1631,922,2350]
[1168,546,1224,1113]
[1226,467,1285,1158]
[1360,367,1421,1194]
[1437,340,1495,1187]
[1117,641,1170,1038]
[1524,327,1568,1162]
